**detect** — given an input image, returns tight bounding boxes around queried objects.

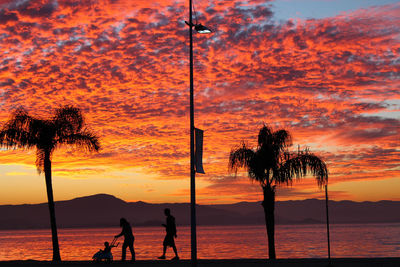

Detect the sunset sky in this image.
[0,0,399,205]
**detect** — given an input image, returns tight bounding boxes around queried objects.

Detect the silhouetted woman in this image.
[114,218,135,261]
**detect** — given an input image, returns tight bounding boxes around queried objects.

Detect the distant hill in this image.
[0,194,399,230]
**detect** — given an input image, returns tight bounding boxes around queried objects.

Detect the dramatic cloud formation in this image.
[0,0,399,204]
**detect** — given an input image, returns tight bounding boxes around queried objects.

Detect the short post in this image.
[325,184,331,265]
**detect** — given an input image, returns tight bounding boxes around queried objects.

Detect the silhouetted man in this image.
[115,218,135,262]
[158,208,179,260]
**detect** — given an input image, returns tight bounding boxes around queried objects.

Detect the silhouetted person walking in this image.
[115,218,135,262]
[158,208,179,260]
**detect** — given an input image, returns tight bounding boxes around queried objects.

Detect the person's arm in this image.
[115,224,129,238]
[115,230,123,238]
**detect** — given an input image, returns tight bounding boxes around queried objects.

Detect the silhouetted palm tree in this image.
[0,106,100,261]
[229,125,328,259]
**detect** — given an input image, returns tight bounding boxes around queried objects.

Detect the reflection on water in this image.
[0,224,399,260]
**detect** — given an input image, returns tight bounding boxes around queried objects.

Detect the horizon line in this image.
[1,193,398,206]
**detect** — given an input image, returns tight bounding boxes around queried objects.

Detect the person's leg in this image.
[172,245,178,257]
[161,245,167,256]
[171,243,179,260]
[122,242,127,261]
[158,245,167,259]
[128,241,135,261]
[159,236,167,259]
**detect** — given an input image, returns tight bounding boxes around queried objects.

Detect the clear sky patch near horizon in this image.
[0,0,399,205]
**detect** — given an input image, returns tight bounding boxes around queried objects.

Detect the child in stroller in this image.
[92,237,119,262]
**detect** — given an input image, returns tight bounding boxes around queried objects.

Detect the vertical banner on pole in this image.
[195,128,205,174]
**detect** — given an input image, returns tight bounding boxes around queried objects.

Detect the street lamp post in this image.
[189,0,197,263]
[186,1,211,266]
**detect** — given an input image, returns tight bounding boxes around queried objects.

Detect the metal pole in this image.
[325,185,331,262]
[189,0,197,266]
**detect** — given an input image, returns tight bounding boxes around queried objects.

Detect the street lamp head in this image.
[194,23,212,34]
[185,21,212,34]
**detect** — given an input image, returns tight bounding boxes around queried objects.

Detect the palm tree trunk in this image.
[44,150,61,261]
[262,184,276,259]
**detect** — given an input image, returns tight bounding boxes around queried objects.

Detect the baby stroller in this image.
[92,237,119,262]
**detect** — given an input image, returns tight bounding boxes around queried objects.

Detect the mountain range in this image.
[1,194,399,230]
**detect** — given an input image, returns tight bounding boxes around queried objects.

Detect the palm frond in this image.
[0,109,38,148]
[1,106,100,169]
[54,106,84,136]
[272,129,292,152]
[228,142,255,175]
[257,125,272,147]
[248,151,271,185]
[257,126,291,164]
[276,150,328,187]
[58,130,100,152]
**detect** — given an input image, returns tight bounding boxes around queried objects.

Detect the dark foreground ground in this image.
[1,258,400,267]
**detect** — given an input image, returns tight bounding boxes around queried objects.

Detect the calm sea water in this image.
[0,224,399,260]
